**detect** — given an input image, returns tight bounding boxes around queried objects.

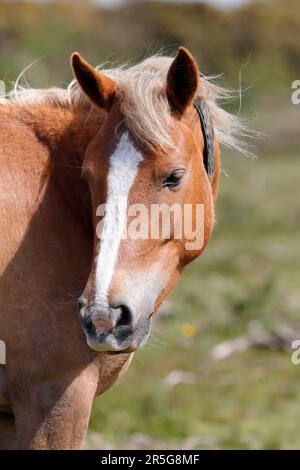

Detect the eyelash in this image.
[163,170,185,189]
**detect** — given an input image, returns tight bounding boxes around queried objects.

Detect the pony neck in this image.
[20,102,104,165]
[19,101,104,229]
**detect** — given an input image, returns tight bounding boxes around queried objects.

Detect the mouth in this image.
[81,316,151,354]
[106,345,138,355]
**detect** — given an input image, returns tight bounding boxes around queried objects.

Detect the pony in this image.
[0,47,247,449]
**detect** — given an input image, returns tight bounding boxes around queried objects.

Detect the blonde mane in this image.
[1,54,252,155]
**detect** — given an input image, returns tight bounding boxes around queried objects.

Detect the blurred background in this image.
[1,0,299,449]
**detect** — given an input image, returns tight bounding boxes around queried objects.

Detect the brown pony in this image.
[0,48,246,449]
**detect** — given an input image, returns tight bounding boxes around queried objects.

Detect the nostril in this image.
[78,297,87,311]
[83,317,95,335]
[115,305,132,328]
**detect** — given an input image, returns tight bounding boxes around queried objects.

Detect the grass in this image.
[88,150,300,450]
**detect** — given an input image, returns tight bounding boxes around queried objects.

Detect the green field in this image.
[87,150,300,450]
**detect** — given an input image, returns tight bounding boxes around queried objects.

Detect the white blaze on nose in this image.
[95,132,143,306]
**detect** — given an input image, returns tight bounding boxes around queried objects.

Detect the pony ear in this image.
[167,47,199,114]
[71,52,116,110]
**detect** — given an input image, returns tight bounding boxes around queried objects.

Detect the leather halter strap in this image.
[193,98,215,178]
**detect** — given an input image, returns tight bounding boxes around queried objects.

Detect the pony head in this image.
[72,48,221,353]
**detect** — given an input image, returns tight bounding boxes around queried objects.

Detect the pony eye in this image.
[163,169,185,189]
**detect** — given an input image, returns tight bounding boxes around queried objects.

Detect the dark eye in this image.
[163,169,185,189]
